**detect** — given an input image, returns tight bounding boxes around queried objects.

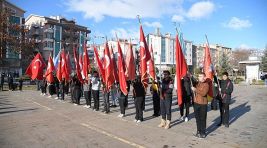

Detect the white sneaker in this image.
[179,116,184,121]
[118,114,124,118]
[134,119,138,122]
[48,95,52,98]
[136,120,141,123]
[185,117,189,122]
[74,103,78,106]
[55,97,59,100]
[86,105,91,109]
[83,105,87,108]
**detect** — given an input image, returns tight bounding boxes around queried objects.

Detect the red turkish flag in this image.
[45,55,55,83]
[110,46,119,82]
[25,53,46,80]
[148,44,156,80]
[203,43,214,98]
[66,52,72,75]
[103,43,115,91]
[73,47,83,83]
[139,25,151,88]
[125,43,136,81]
[93,46,105,80]
[175,34,188,106]
[117,41,128,95]
[61,49,70,81]
[56,52,62,82]
[82,43,91,81]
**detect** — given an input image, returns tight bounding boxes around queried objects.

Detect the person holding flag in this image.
[45,55,55,98]
[148,44,160,117]
[117,39,128,118]
[191,72,209,138]
[158,70,174,129]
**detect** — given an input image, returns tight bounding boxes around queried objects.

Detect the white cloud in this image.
[238,44,250,49]
[143,21,163,28]
[171,15,185,23]
[224,17,252,30]
[110,28,139,41]
[186,1,215,19]
[65,0,183,22]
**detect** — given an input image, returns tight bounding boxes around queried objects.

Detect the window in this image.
[161,38,166,62]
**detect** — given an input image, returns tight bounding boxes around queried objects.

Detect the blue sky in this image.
[11,0,267,49]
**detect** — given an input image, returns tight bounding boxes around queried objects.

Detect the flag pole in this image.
[205,34,222,97]
[174,23,196,99]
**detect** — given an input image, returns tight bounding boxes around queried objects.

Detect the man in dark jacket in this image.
[218,72,233,128]
[1,73,5,91]
[150,77,160,117]
[179,74,192,122]
[191,72,209,138]
[133,76,146,123]
[158,70,173,129]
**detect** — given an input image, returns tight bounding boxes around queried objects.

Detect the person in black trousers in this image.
[211,75,219,110]
[60,78,65,100]
[18,77,23,91]
[8,73,13,91]
[179,75,192,122]
[91,71,100,111]
[118,87,127,118]
[83,75,92,108]
[73,77,82,105]
[125,80,131,108]
[191,72,209,138]
[1,73,5,91]
[54,77,60,100]
[218,72,234,128]
[158,70,174,129]
[150,78,161,117]
[133,76,145,123]
[102,83,110,114]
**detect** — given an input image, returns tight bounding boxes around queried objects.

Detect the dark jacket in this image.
[213,76,220,98]
[73,78,82,99]
[220,79,233,104]
[161,77,173,99]
[182,76,192,101]
[133,81,145,98]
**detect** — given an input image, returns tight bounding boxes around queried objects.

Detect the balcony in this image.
[44,28,54,33]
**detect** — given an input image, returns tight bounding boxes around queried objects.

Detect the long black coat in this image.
[220,79,233,104]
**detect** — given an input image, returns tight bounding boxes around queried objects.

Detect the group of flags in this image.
[25,23,215,106]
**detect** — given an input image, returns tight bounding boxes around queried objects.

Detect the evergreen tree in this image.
[261,46,267,72]
[219,52,232,74]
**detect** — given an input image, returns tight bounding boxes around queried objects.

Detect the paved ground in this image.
[0,85,267,148]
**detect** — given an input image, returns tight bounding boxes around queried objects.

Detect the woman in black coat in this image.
[73,77,82,105]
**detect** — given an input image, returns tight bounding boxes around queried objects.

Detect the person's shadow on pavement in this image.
[206,101,251,136]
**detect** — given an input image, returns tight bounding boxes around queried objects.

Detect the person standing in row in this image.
[179,74,192,122]
[150,77,160,117]
[1,73,5,91]
[102,83,110,114]
[218,72,233,128]
[191,72,209,138]
[54,76,60,100]
[158,70,174,129]
[83,74,92,108]
[73,76,82,105]
[8,73,13,91]
[110,84,118,108]
[91,71,100,111]
[133,76,145,123]
[18,77,23,91]
[40,77,47,95]
[60,78,65,100]
[118,86,127,118]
